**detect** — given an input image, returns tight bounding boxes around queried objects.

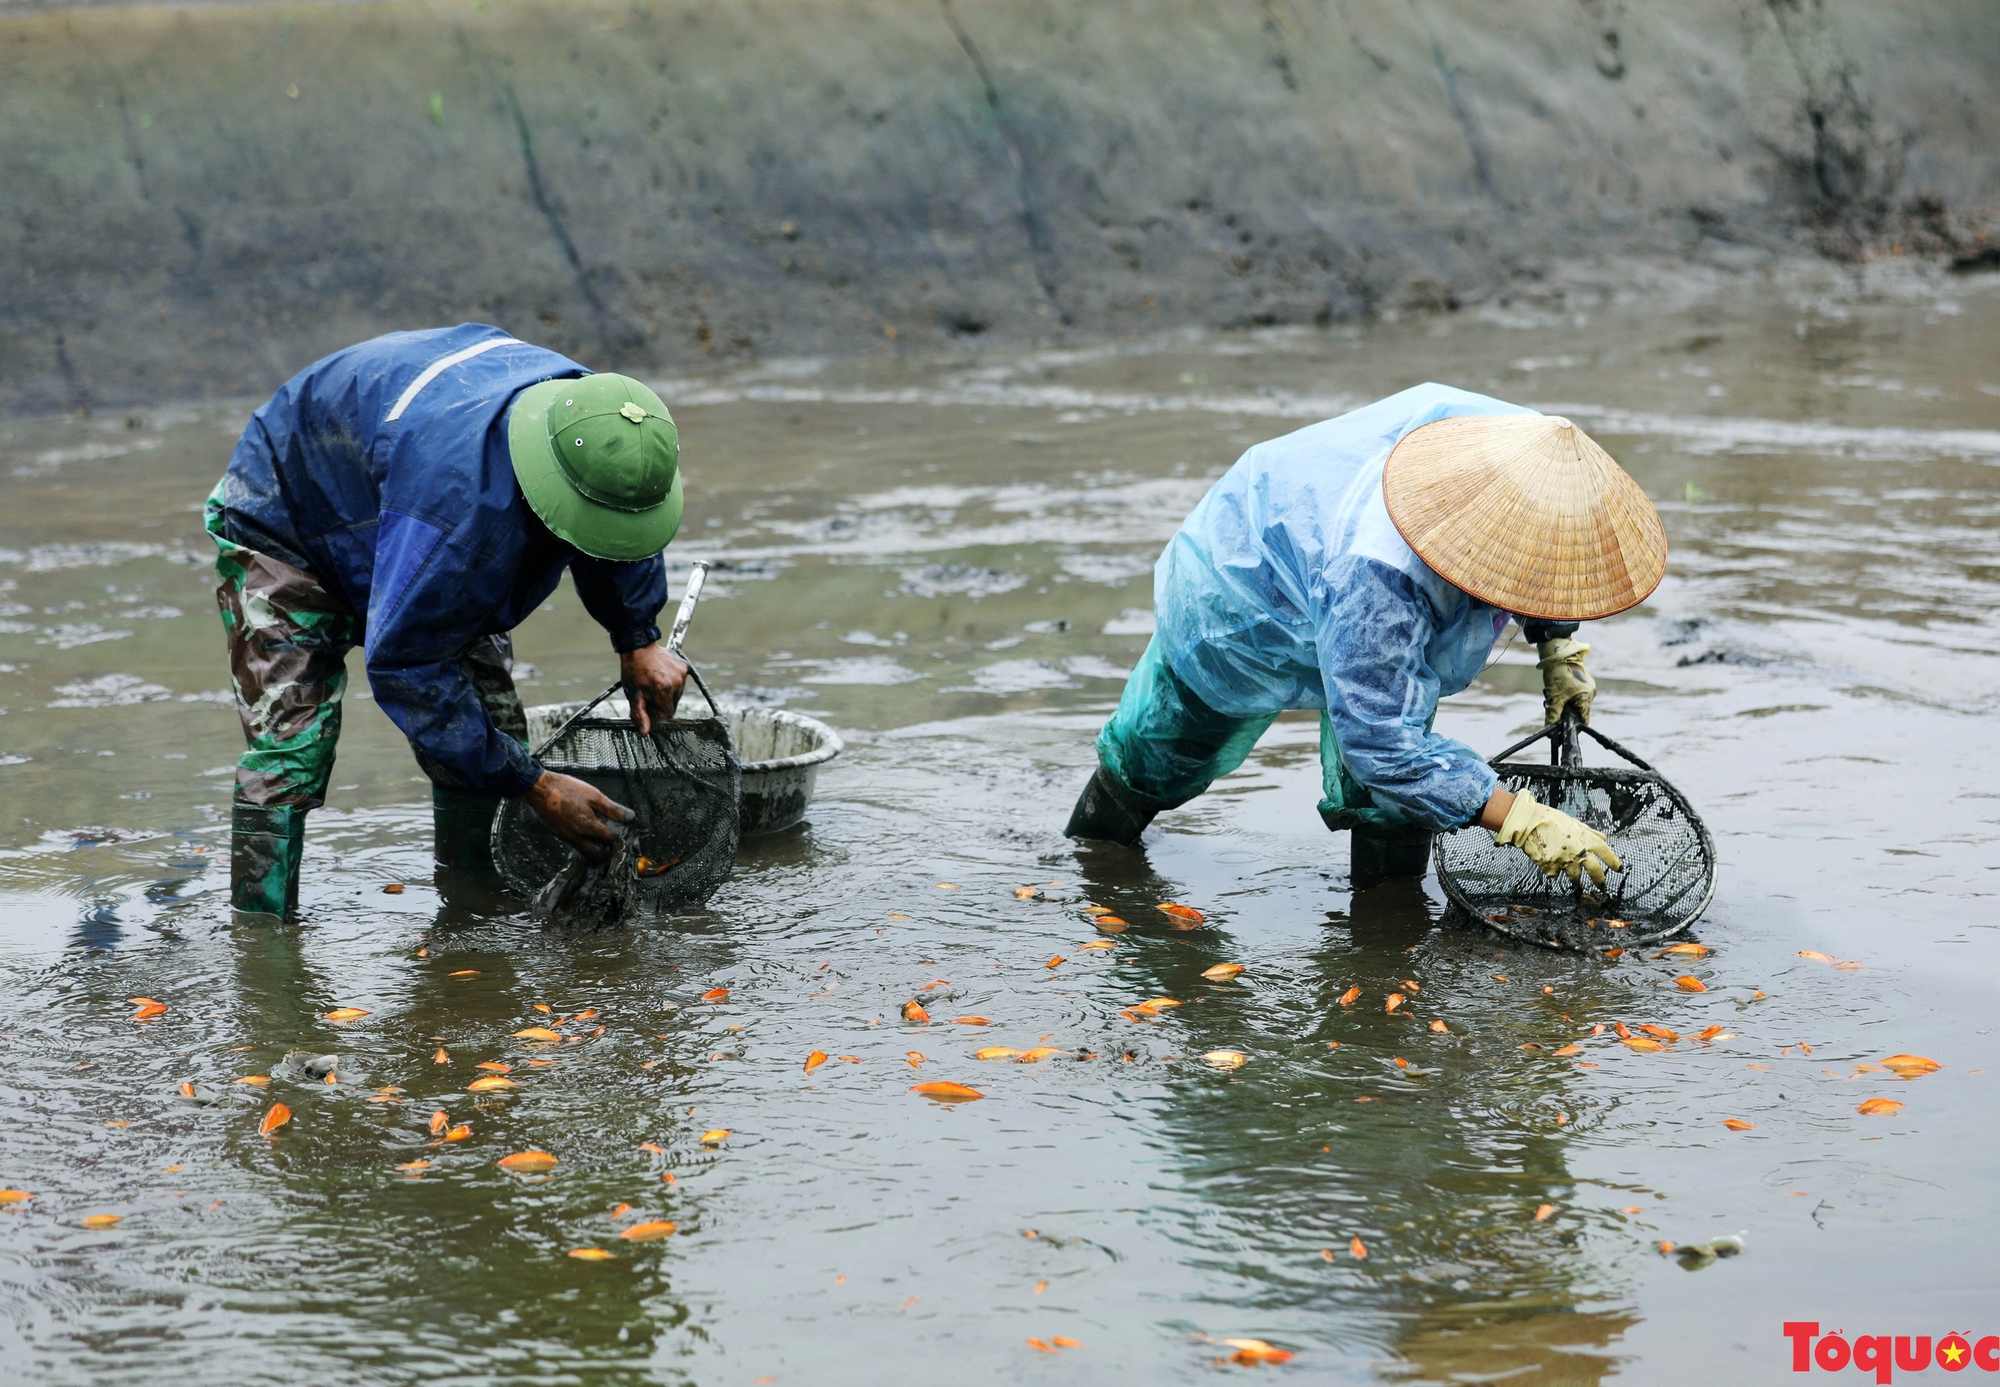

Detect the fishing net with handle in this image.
[491,561,741,924]
[1433,713,1716,951]
[491,666,742,923]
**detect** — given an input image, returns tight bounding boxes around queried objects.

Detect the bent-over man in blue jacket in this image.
[209,325,687,924]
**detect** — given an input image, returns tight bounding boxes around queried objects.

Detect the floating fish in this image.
[910,1081,983,1102]
[497,1150,559,1173]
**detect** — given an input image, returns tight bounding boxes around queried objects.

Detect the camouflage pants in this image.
[206,480,528,919]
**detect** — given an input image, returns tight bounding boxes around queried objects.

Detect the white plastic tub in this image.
[525,698,842,838]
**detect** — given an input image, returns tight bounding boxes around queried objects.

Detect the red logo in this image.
[1786,1325,2000,1380]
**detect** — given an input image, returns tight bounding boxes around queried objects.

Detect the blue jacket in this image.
[220,325,669,798]
[1156,383,1544,830]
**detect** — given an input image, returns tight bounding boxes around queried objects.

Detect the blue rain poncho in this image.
[219,325,669,798]
[1105,383,1540,832]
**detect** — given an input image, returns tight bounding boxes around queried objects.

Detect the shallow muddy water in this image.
[0,264,1997,1385]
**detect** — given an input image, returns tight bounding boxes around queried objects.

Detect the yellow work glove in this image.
[1536,637,1595,726]
[1494,789,1622,887]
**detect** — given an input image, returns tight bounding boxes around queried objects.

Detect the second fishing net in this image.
[1433,716,1716,951]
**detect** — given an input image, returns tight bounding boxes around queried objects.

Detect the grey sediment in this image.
[1,0,1995,412]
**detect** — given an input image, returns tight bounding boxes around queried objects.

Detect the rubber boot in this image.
[231,801,306,926]
[432,785,502,869]
[1349,822,1433,892]
[1064,767,1161,846]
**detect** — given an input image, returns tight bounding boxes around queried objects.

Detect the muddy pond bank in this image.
[4,0,2000,411]
[0,267,1995,1382]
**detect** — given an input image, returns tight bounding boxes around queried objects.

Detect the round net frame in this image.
[1433,715,1715,951]
[492,671,742,919]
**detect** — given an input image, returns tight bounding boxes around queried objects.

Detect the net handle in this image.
[1486,708,1659,773]
[665,560,730,743]
[666,560,709,656]
[529,560,722,760]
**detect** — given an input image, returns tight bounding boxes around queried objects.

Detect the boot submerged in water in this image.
[432,784,502,869]
[1349,822,1433,892]
[1064,767,1164,846]
[231,801,307,926]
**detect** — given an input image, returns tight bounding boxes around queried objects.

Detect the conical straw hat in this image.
[1382,414,1666,621]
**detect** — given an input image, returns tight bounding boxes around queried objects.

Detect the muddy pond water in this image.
[0,264,1996,1385]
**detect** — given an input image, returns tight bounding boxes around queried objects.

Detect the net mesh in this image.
[1433,723,1715,951]
[491,711,741,922]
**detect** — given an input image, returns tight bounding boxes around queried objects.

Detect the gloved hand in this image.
[1536,637,1595,726]
[1494,789,1622,886]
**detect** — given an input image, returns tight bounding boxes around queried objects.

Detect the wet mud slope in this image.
[2,0,1998,410]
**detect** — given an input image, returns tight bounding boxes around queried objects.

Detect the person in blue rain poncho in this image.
[209,325,692,924]
[1066,383,1669,890]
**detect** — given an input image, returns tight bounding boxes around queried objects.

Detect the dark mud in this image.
[3,0,1998,410]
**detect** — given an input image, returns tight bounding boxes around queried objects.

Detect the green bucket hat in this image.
[507,373,683,561]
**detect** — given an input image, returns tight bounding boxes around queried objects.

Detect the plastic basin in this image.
[524,699,842,838]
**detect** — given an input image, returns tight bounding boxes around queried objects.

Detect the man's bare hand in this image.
[521,770,633,859]
[620,642,688,735]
